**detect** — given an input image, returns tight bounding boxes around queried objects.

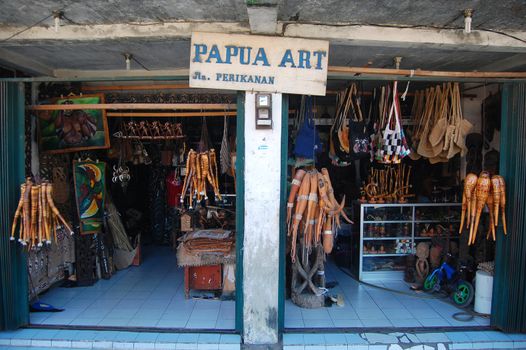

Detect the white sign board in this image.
[189,32,329,96]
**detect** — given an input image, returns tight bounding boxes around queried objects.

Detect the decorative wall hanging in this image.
[180,149,221,208]
[73,160,106,234]
[459,172,507,245]
[10,178,73,248]
[105,93,234,104]
[374,81,411,164]
[113,121,184,140]
[37,94,110,154]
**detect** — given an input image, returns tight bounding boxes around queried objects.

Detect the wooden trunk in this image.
[291,244,325,308]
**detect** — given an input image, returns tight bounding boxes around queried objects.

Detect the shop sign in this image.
[189,32,329,96]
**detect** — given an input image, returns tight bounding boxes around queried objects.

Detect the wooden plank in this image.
[107,111,237,118]
[27,103,237,111]
[82,83,190,91]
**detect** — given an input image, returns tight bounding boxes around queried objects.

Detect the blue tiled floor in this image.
[30,246,235,330]
[285,259,490,329]
[282,330,526,350]
[0,329,242,350]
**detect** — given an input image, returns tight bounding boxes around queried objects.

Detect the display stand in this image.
[351,202,461,281]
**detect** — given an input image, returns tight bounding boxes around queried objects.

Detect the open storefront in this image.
[6,83,243,331]
[282,77,520,331]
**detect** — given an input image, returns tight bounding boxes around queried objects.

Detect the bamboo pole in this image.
[107,111,237,118]
[328,66,526,79]
[27,103,237,111]
[82,83,190,91]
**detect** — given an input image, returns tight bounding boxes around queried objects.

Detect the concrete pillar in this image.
[242,92,282,344]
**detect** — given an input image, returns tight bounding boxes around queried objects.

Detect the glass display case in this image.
[350,203,461,281]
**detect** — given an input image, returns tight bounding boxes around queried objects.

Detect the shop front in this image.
[1,80,244,332]
[281,78,515,332]
[1,29,526,347]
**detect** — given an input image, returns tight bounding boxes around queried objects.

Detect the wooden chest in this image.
[184,265,222,298]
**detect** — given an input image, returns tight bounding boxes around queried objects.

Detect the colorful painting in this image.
[73,160,106,235]
[37,94,109,154]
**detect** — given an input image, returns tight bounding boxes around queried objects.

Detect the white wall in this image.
[462,83,500,149]
[243,92,282,344]
[460,83,501,177]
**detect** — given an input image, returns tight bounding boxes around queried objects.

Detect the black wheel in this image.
[452,281,474,307]
[423,274,439,292]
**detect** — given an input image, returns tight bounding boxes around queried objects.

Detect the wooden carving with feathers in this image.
[287,168,352,263]
[459,172,508,245]
[10,178,73,248]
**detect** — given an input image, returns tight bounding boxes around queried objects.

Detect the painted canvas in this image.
[73,160,106,235]
[38,94,109,154]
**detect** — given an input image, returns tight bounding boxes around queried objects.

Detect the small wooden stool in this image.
[184,265,223,298]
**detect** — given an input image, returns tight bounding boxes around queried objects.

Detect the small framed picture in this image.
[37,93,110,154]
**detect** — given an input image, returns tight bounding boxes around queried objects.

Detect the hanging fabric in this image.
[443,82,461,158]
[452,83,473,157]
[417,87,439,158]
[293,96,322,160]
[348,86,370,159]
[408,89,425,160]
[166,169,183,208]
[329,84,357,166]
[428,83,450,149]
[198,116,211,152]
[371,86,388,162]
[220,115,231,174]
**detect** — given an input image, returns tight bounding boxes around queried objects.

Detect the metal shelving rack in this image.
[351,202,461,281]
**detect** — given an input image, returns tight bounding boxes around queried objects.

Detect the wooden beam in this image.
[82,83,190,92]
[27,103,237,111]
[107,111,237,118]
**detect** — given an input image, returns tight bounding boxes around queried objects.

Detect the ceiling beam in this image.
[284,24,526,53]
[1,21,525,54]
[478,53,526,71]
[0,48,54,76]
[0,22,249,45]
